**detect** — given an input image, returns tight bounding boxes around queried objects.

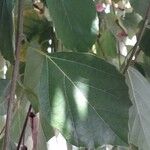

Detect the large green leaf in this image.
[0,0,14,62]
[26,50,131,148]
[45,0,97,51]
[126,67,150,150]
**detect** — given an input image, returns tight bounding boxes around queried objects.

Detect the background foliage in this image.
[0,0,150,149]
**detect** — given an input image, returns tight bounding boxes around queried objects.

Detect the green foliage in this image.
[0,0,150,149]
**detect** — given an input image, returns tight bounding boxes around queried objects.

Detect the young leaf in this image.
[0,0,14,62]
[126,67,150,150]
[28,50,131,148]
[45,0,97,51]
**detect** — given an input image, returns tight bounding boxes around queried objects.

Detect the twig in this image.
[3,0,24,149]
[122,3,150,74]
[17,105,32,150]
[117,41,121,69]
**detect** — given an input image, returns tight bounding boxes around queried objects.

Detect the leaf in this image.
[0,79,9,115]
[23,45,44,112]
[37,117,50,150]
[130,0,150,17]
[40,113,54,141]
[126,67,150,150]
[122,12,142,37]
[45,0,97,51]
[98,30,117,57]
[29,50,131,148]
[140,28,150,57]
[0,0,14,62]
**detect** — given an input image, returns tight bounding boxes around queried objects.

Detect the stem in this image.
[117,41,121,69]
[3,0,24,149]
[122,3,150,74]
[17,105,32,150]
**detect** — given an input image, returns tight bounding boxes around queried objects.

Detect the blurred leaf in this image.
[0,116,5,139]
[0,0,14,62]
[130,0,150,17]
[122,12,142,37]
[104,13,122,36]
[10,87,31,144]
[37,117,50,150]
[10,104,27,143]
[23,45,44,112]
[0,79,9,115]
[98,30,117,57]
[30,50,131,148]
[23,2,52,52]
[0,138,17,150]
[126,67,150,150]
[140,28,150,57]
[45,0,97,51]
[40,114,54,141]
